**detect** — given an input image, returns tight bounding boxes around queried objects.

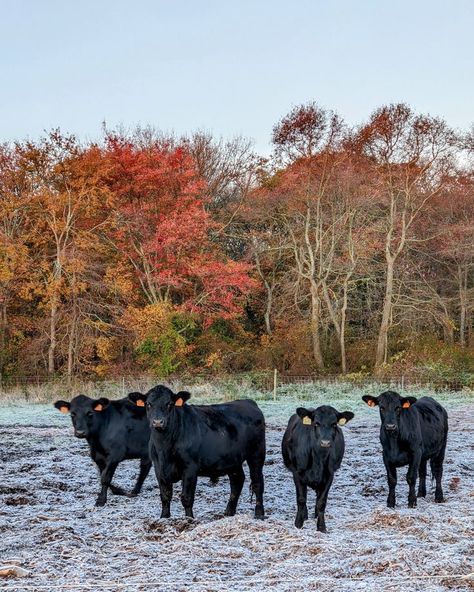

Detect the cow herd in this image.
[54,385,449,533]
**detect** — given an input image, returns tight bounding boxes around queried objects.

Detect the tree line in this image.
[1,103,473,383]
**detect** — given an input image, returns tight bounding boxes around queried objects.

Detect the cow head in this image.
[54,394,110,438]
[129,385,191,431]
[296,405,354,449]
[362,391,417,435]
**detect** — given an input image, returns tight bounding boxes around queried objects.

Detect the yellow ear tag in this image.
[59,406,69,414]
[175,398,184,407]
[367,400,376,407]
[338,418,347,426]
[136,399,145,407]
[302,416,312,425]
[94,404,104,412]
[402,401,411,409]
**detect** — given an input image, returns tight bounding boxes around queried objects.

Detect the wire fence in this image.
[0,370,471,396]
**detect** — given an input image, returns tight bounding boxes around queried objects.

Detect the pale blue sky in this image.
[1,0,473,153]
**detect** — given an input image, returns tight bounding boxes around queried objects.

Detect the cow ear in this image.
[93,398,109,412]
[173,391,191,407]
[337,411,354,426]
[128,392,148,407]
[296,407,313,425]
[401,396,417,409]
[362,395,379,408]
[54,400,70,414]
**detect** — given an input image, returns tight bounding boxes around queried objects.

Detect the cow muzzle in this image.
[74,430,87,438]
[384,423,398,434]
[152,419,166,430]
[320,439,331,448]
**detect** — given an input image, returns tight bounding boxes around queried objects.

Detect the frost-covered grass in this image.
[0,386,473,591]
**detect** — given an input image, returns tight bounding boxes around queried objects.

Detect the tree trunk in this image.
[67,277,78,384]
[375,257,395,371]
[458,264,467,347]
[0,301,7,380]
[48,293,58,375]
[310,283,324,371]
[264,287,273,335]
[340,278,350,375]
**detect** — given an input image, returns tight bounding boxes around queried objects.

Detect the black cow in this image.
[282,405,354,532]
[128,385,266,519]
[362,391,448,508]
[54,394,152,506]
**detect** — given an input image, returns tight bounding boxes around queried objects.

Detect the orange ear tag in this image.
[367,400,376,407]
[94,404,104,412]
[402,401,411,409]
[136,399,145,407]
[302,416,312,425]
[59,406,69,414]
[175,398,184,407]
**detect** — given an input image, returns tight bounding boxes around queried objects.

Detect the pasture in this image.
[0,384,473,591]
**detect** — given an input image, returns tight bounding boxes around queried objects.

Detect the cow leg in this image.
[248,456,265,519]
[131,459,152,496]
[96,461,118,506]
[407,453,421,508]
[181,471,198,518]
[225,467,245,517]
[315,475,333,533]
[293,474,308,529]
[431,450,446,503]
[417,459,427,498]
[156,465,173,518]
[384,458,397,508]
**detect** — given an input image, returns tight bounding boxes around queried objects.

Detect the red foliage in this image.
[105,136,254,322]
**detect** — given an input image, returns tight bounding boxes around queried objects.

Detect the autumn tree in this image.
[351,104,456,371]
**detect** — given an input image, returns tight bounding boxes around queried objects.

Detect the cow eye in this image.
[379,406,385,412]
[87,411,93,418]
[71,412,76,418]
[314,422,320,427]
[332,423,337,428]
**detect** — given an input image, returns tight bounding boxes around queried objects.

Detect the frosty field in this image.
[0,385,473,592]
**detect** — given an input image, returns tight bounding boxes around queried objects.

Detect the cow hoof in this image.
[224,508,236,517]
[408,500,417,508]
[317,527,327,534]
[294,518,304,529]
[95,499,106,507]
[254,512,265,520]
[160,512,171,519]
[387,501,395,509]
[435,496,446,504]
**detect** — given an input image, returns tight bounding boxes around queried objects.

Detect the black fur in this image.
[129,385,266,519]
[362,391,448,508]
[54,394,152,506]
[282,405,354,532]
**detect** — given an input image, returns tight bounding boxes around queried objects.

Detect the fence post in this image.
[273,368,278,401]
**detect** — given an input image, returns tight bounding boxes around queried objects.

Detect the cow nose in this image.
[152,419,165,430]
[75,430,86,438]
[320,440,331,448]
[385,423,397,432]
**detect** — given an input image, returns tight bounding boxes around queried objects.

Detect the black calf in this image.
[129,385,266,519]
[362,391,448,508]
[282,405,354,532]
[54,394,152,506]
